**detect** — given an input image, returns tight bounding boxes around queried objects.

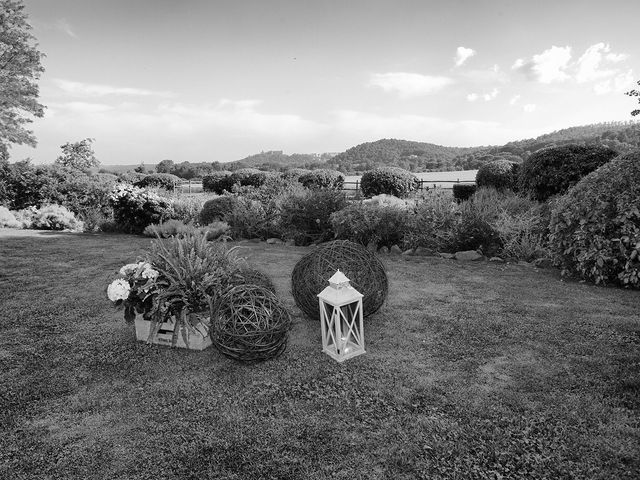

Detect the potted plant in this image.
[107,230,242,349]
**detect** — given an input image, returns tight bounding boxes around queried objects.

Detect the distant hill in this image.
[95,120,640,176]
[325,139,480,173]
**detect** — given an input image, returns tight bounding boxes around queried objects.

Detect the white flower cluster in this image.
[107,278,131,302]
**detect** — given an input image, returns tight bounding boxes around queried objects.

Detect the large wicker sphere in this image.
[211,285,291,361]
[291,240,388,320]
[230,267,277,294]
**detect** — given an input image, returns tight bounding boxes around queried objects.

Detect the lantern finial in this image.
[328,270,350,289]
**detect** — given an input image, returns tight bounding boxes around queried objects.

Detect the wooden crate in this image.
[134,316,212,350]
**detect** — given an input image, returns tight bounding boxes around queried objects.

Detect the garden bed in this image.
[0,229,639,479]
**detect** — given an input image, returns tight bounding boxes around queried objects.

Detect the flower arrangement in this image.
[107,261,161,322]
[106,230,243,348]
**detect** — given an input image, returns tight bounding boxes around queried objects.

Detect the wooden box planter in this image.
[134,313,212,351]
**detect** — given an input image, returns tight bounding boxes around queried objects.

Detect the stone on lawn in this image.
[390,245,402,254]
[489,256,505,263]
[414,246,435,256]
[378,246,389,255]
[455,250,483,261]
[266,238,283,245]
[439,253,455,259]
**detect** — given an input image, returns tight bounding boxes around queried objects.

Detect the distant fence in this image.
[342,178,474,193]
[175,177,476,194]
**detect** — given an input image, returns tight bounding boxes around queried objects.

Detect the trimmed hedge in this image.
[360,167,420,198]
[475,160,519,191]
[452,183,477,202]
[298,169,344,190]
[202,171,234,194]
[518,144,618,201]
[199,196,238,225]
[549,150,640,288]
[229,168,270,188]
[134,173,181,190]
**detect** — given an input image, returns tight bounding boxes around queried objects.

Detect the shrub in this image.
[519,144,618,201]
[404,190,458,251]
[452,183,477,202]
[360,167,420,198]
[298,169,344,190]
[199,196,239,225]
[492,207,549,261]
[134,173,181,190]
[143,219,230,240]
[330,203,410,248]
[281,168,309,181]
[475,160,519,191]
[279,189,347,245]
[30,204,84,231]
[224,196,270,239]
[449,200,502,256]
[0,206,21,228]
[229,168,270,188]
[549,150,640,288]
[202,171,234,194]
[108,184,174,234]
[117,171,148,185]
[171,195,206,225]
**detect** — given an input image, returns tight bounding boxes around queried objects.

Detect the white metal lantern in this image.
[317,270,365,362]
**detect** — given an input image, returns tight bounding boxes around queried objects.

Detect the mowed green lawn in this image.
[0,229,638,479]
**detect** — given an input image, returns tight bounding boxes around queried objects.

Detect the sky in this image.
[9,0,640,165]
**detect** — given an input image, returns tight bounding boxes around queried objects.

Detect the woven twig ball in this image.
[291,240,388,320]
[230,267,277,294]
[210,285,291,361]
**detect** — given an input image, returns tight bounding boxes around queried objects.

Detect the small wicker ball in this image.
[230,267,277,294]
[291,240,388,320]
[211,285,291,361]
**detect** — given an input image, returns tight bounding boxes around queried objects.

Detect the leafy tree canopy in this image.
[55,138,99,171]
[0,0,45,157]
[625,80,640,116]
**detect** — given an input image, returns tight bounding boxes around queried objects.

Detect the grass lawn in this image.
[1,228,639,479]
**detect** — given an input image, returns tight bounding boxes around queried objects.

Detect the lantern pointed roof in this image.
[328,270,350,284]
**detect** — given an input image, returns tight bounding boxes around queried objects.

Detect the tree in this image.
[625,80,640,116]
[0,0,45,156]
[55,138,100,171]
[156,159,174,174]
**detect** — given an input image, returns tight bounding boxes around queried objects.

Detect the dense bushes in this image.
[452,183,477,202]
[229,168,270,188]
[360,167,419,198]
[331,203,410,248]
[199,196,239,225]
[549,151,640,288]
[298,169,344,190]
[279,189,347,245]
[475,160,519,191]
[134,173,181,190]
[108,184,174,234]
[30,204,84,231]
[519,144,618,201]
[202,171,234,194]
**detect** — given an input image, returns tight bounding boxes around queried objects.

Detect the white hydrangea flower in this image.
[107,279,131,302]
[141,268,159,280]
[119,263,140,276]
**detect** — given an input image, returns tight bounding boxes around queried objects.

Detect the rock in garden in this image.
[390,245,402,254]
[439,253,455,259]
[266,238,283,245]
[402,249,414,256]
[414,246,435,256]
[455,250,483,261]
[489,256,505,263]
[378,246,389,255]
[285,239,296,247]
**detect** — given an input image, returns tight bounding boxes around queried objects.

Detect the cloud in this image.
[466,93,479,102]
[576,43,617,83]
[53,79,174,97]
[523,104,536,113]
[593,69,635,95]
[512,45,572,83]
[55,18,77,38]
[483,88,499,101]
[368,72,453,97]
[509,94,521,106]
[454,47,476,67]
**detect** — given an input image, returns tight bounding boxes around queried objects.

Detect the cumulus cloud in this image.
[523,104,537,113]
[576,43,617,83]
[53,79,174,97]
[593,69,635,95]
[368,72,453,97]
[454,47,476,67]
[483,88,499,101]
[512,46,572,83]
[509,94,521,106]
[466,93,479,102]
